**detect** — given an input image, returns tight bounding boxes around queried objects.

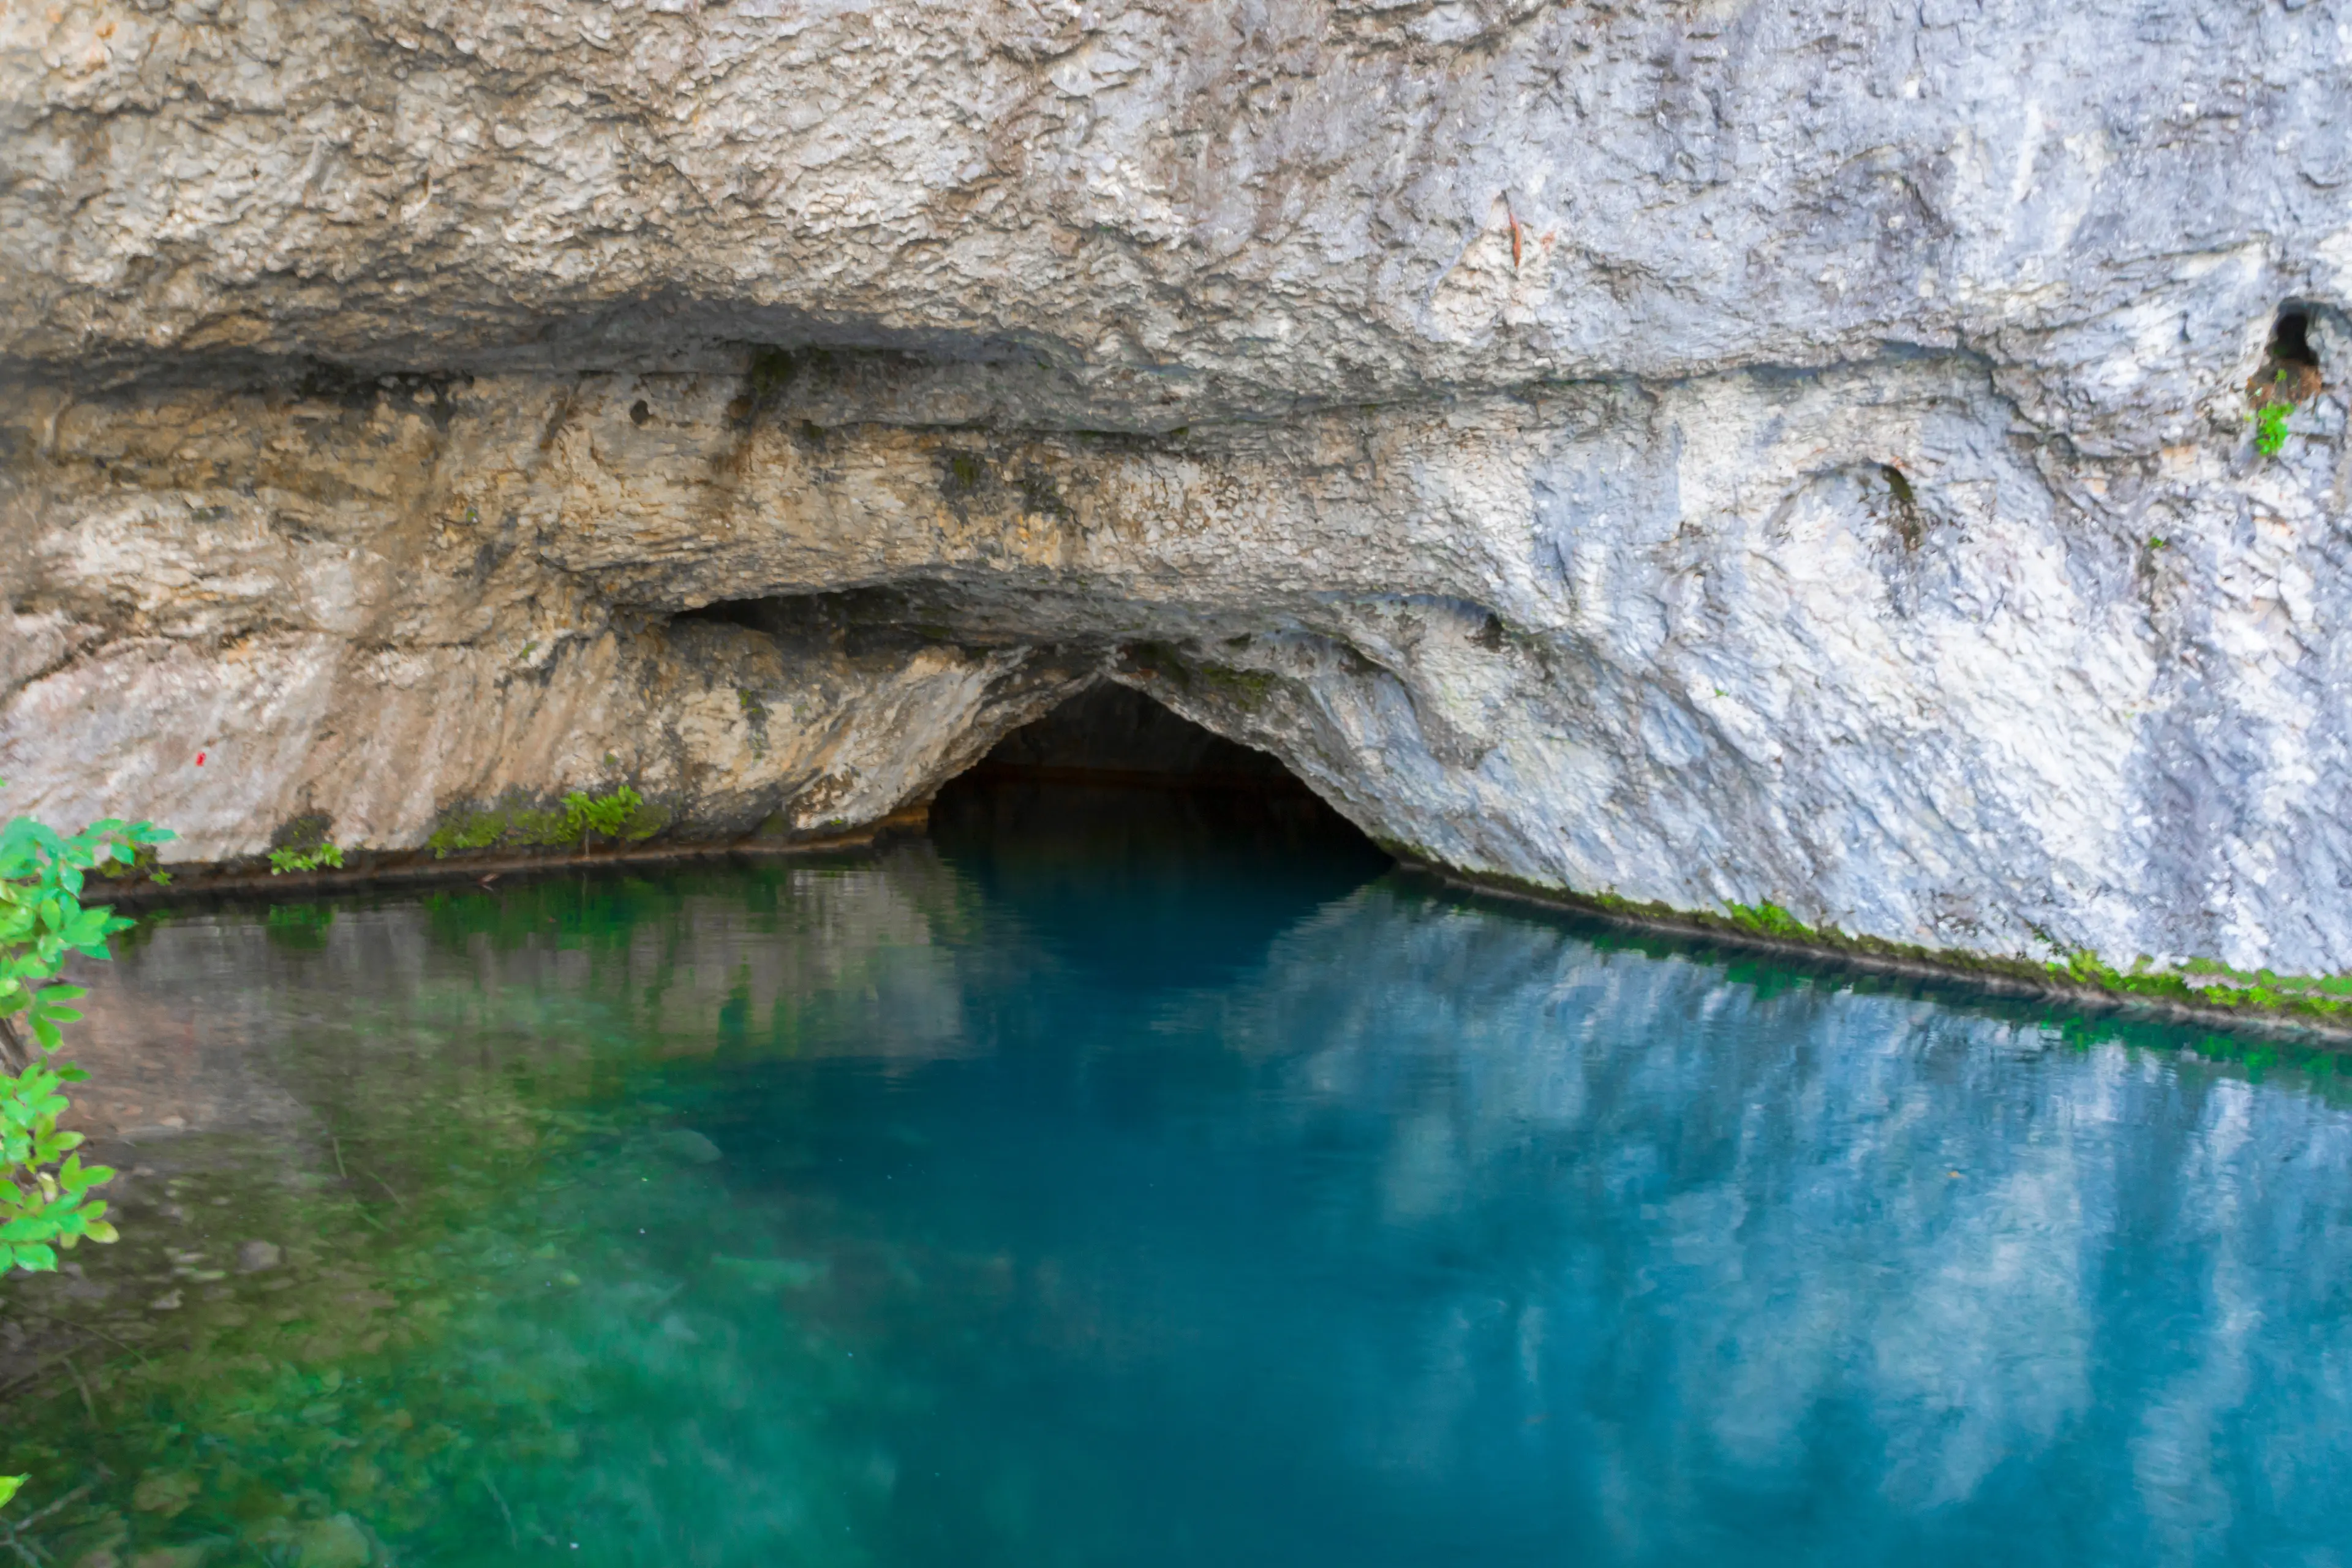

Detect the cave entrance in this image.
[959,682,1305,792]
[926,684,1387,959]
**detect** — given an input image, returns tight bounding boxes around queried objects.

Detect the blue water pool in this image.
[2,786,2346,1566]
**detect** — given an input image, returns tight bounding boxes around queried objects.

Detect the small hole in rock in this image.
[2253,307,2325,407]
[630,399,652,426]
[2271,310,2318,368]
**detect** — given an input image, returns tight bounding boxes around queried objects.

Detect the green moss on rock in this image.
[426,786,668,859]
[1378,848,2352,1038]
[1190,664,1278,710]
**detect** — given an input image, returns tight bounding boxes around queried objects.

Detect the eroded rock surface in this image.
[4,0,2351,971]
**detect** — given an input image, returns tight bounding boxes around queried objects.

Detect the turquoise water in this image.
[5,786,2351,1566]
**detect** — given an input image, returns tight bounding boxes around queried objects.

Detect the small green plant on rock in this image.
[2247,345,2316,459]
[561,785,644,852]
[267,842,344,875]
[2252,399,2292,458]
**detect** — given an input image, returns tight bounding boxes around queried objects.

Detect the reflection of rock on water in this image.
[1189,882,2352,1520]
[65,851,991,1145]
[61,962,307,1144]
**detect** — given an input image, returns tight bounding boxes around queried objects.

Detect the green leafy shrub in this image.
[3,801,166,1518]
[2,800,172,1279]
[268,841,345,875]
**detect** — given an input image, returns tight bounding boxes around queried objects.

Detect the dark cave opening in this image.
[958,683,1305,791]
[2271,308,2319,368]
[927,685,1387,937]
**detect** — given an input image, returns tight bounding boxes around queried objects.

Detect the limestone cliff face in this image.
[4,0,2351,973]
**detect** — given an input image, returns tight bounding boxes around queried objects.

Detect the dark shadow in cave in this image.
[2271,307,2320,369]
[959,682,1302,791]
[927,684,1390,990]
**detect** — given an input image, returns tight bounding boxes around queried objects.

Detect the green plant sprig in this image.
[268,842,345,875]
[1,798,172,1277]
[2252,401,2291,457]
[560,786,644,852]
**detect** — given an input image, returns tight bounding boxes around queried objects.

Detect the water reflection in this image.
[4,823,2348,1567]
[1213,900,2352,1561]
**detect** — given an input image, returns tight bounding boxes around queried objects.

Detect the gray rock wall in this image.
[4,0,2351,974]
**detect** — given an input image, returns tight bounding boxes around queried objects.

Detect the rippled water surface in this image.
[5,786,2350,1567]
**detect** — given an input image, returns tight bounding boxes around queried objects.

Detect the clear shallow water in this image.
[5,788,2351,1567]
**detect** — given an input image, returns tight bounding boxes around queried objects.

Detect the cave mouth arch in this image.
[961,682,1305,791]
[925,682,1385,885]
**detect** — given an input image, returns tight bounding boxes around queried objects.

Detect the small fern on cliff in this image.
[267,841,344,875]
[561,786,645,850]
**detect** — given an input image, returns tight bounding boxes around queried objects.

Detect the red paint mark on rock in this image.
[195,752,206,766]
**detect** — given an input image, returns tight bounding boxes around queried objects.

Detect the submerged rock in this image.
[2,1,2349,975]
[290,1515,373,1568]
[129,1472,198,1518]
[129,1548,219,1568]
[656,1129,725,1166]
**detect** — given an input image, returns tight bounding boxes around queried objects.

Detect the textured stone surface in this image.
[4,0,2352,971]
